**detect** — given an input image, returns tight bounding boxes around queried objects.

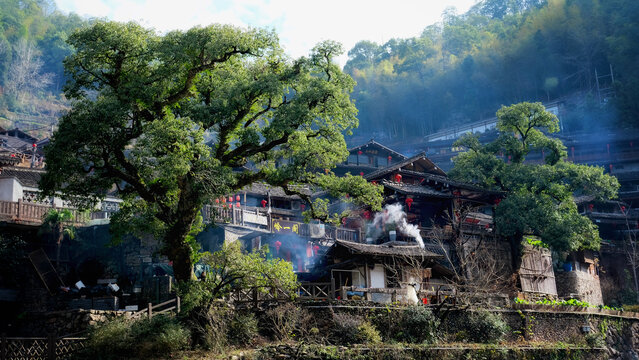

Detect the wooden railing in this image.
[133,297,181,319]
[0,200,87,225]
[203,204,360,242]
[230,282,335,306]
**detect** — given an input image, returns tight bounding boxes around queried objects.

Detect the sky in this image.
[53,0,478,67]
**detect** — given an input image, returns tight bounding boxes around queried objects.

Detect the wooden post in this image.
[340,286,347,301]
[47,334,56,360]
[176,296,180,314]
[330,278,336,299]
[391,289,397,303]
[16,199,21,219]
[147,302,152,318]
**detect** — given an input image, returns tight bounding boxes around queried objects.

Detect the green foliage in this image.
[584,333,606,348]
[393,306,440,344]
[450,102,619,252]
[40,20,381,281]
[80,315,190,359]
[331,313,381,345]
[462,310,509,344]
[178,242,298,313]
[228,312,259,346]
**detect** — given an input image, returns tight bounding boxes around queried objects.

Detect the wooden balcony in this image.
[0,200,87,226]
[203,204,360,242]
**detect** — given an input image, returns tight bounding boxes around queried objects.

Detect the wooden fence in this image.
[0,335,86,360]
[230,282,335,306]
[133,297,181,319]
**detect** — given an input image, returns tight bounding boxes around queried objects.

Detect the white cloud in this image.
[54,0,478,66]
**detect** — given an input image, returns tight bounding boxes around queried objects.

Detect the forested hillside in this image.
[0,0,86,137]
[345,0,639,141]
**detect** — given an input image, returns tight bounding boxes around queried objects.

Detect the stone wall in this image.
[556,269,604,305]
[12,309,136,337]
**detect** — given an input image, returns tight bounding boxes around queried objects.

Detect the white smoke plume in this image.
[369,203,424,249]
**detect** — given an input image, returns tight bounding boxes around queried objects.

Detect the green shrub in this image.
[331,313,382,345]
[585,333,606,348]
[81,318,132,358]
[79,315,190,359]
[463,310,508,344]
[228,312,259,346]
[356,321,382,344]
[394,306,439,344]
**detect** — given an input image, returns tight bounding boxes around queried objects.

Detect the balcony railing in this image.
[0,200,88,225]
[203,204,360,242]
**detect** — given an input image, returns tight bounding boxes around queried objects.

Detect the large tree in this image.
[40,21,381,281]
[450,102,619,259]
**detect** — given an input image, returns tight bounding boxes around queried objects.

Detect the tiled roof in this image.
[0,167,43,187]
[348,140,407,160]
[380,180,452,198]
[334,239,442,258]
[364,153,446,179]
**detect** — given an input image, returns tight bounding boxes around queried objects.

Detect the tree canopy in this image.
[449,102,619,252]
[40,21,382,281]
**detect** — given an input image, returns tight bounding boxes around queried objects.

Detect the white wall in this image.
[0,178,22,202]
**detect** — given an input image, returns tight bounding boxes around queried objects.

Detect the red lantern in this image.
[32,143,37,148]
[363,210,371,220]
[357,150,363,155]
[228,196,233,202]
[222,197,226,203]
[453,190,461,197]
[342,217,346,225]
[215,198,219,204]
[313,245,320,256]
[394,174,402,183]
[261,199,267,208]
[405,197,413,210]
[621,205,626,213]
[387,155,392,165]
[345,193,349,198]
[300,204,305,210]
[274,240,282,253]
[236,195,241,202]
[360,172,364,176]
[235,202,240,208]
[228,202,233,208]
[588,204,594,211]
[494,198,502,205]
[371,180,377,185]
[422,297,428,305]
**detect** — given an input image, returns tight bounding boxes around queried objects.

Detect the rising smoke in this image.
[368,203,425,249]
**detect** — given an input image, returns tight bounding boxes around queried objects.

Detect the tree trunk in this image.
[163,205,199,282]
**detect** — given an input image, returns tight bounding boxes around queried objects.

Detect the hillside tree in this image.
[40,21,382,281]
[449,102,619,262]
